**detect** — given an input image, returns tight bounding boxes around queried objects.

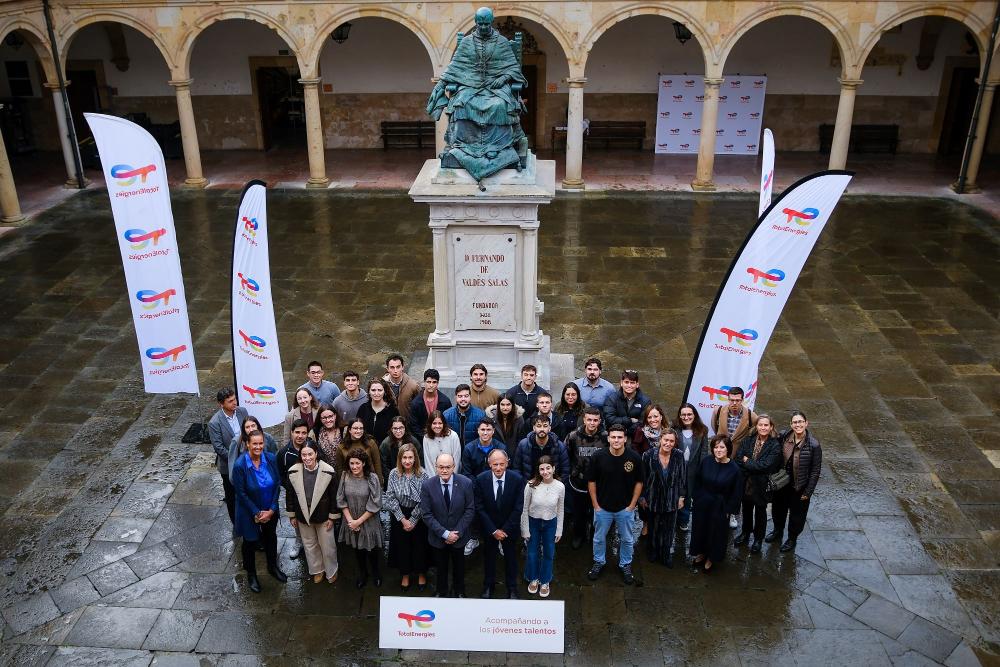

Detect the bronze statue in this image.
[427,7,529,186]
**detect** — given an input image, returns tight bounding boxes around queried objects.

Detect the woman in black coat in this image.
[672,403,709,532]
[689,435,742,573]
[734,414,782,553]
[767,411,822,553]
[639,429,687,567]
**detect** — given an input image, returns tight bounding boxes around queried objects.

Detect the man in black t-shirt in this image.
[586,423,643,584]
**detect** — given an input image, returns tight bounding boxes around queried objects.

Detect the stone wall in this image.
[319,93,426,148]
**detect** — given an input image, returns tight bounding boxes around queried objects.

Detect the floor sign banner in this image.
[84,113,199,394]
[683,171,854,428]
[378,596,564,653]
[655,75,767,155]
[231,181,287,427]
[760,128,775,217]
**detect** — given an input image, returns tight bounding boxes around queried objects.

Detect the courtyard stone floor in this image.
[0,188,997,666]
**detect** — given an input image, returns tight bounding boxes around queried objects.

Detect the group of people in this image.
[208,355,822,596]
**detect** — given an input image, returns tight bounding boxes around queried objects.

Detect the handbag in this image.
[768,469,790,493]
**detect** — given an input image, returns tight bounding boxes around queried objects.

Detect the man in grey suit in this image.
[208,387,248,525]
[421,453,475,597]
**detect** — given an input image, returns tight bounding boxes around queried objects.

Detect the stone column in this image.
[829,78,863,170]
[959,80,997,192]
[168,79,207,188]
[0,123,24,224]
[430,225,450,336]
[44,82,81,187]
[299,78,329,188]
[562,77,586,189]
[520,224,540,341]
[692,77,723,191]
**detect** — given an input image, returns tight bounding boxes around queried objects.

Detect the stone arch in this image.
[304,7,437,77]
[580,4,712,76]
[440,4,574,74]
[858,4,987,72]
[718,5,855,78]
[177,8,306,79]
[58,11,175,72]
[0,19,56,82]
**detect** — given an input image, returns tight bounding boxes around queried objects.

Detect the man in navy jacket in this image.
[474,449,525,598]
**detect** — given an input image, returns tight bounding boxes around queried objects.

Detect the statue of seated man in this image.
[426,6,529,186]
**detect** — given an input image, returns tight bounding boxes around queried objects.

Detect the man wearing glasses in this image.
[420,453,475,597]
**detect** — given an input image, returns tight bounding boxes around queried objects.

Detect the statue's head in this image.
[475,7,494,38]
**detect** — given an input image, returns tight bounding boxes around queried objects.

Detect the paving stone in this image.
[783,628,892,666]
[141,609,209,652]
[94,517,156,544]
[49,577,102,613]
[0,644,54,667]
[897,616,962,663]
[812,530,878,561]
[86,560,139,598]
[194,612,293,655]
[66,541,140,579]
[852,595,916,639]
[101,572,189,609]
[46,646,153,666]
[803,571,871,615]
[858,515,939,575]
[0,591,61,636]
[944,641,985,667]
[888,574,975,638]
[803,596,868,630]
[64,606,161,649]
[125,543,182,580]
[826,559,902,605]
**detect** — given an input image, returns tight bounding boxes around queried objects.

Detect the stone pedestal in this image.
[409,154,556,387]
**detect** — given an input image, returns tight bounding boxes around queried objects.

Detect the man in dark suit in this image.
[420,452,475,597]
[474,449,525,598]
[207,387,248,525]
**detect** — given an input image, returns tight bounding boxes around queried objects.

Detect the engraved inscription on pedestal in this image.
[454,233,516,331]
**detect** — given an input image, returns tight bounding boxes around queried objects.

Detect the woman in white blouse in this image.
[521,455,565,598]
[422,410,462,474]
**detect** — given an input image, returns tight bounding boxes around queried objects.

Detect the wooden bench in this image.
[585,121,646,150]
[380,121,435,149]
[818,124,898,154]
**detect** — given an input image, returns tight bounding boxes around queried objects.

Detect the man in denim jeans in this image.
[586,423,643,585]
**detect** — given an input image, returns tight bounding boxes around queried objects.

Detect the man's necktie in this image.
[496,478,503,501]
[443,482,451,509]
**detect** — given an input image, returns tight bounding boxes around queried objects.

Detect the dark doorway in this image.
[939,66,978,155]
[65,68,102,140]
[255,66,304,151]
[521,64,537,148]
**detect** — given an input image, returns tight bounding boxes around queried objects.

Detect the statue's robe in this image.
[426,28,528,181]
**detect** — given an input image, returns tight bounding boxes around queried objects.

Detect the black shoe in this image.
[290,546,303,560]
[356,575,368,589]
[417,582,427,592]
[571,535,584,550]
[586,562,604,581]
[268,566,287,583]
[734,532,751,547]
[780,539,797,553]
[621,564,635,585]
[247,572,261,593]
[764,531,780,543]
[456,592,466,598]
[750,541,762,554]
[508,587,520,599]
[480,586,494,599]
[435,589,449,598]
[664,554,674,568]
[401,582,411,593]
[255,542,264,552]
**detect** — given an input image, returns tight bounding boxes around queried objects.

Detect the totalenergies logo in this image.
[701,380,758,403]
[398,610,435,629]
[720,327,759,347]
[660,111,670,118]
[761,170,773,191]
[747,267,785,287]
[672,94,684,102]
[145,345,186,366]
[124,228,167,250]
[238,329,267,352]
[242,385,277,400]
[782,207,819,226]
[238,272,260,295]
[727,112,738,118]
[662,79,672,87]
[242,216,258,237]
[136,288,176,309]
[111,163,156,187]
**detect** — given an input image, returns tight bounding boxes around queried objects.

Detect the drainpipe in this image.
[42,0,86,189]
[955,0,1000,194]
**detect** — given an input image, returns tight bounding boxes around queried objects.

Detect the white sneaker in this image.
[539,583,550,598]
[528,579,539,594]
[729,515,738,529]
[464,538,479,556]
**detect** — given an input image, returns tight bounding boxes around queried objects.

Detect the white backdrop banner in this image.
[655,75,767,155]
[379,596,564,653]
[232,181,287,427]
[760,128,775,217]
[84,113,199,394]
[683,171,853,428]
